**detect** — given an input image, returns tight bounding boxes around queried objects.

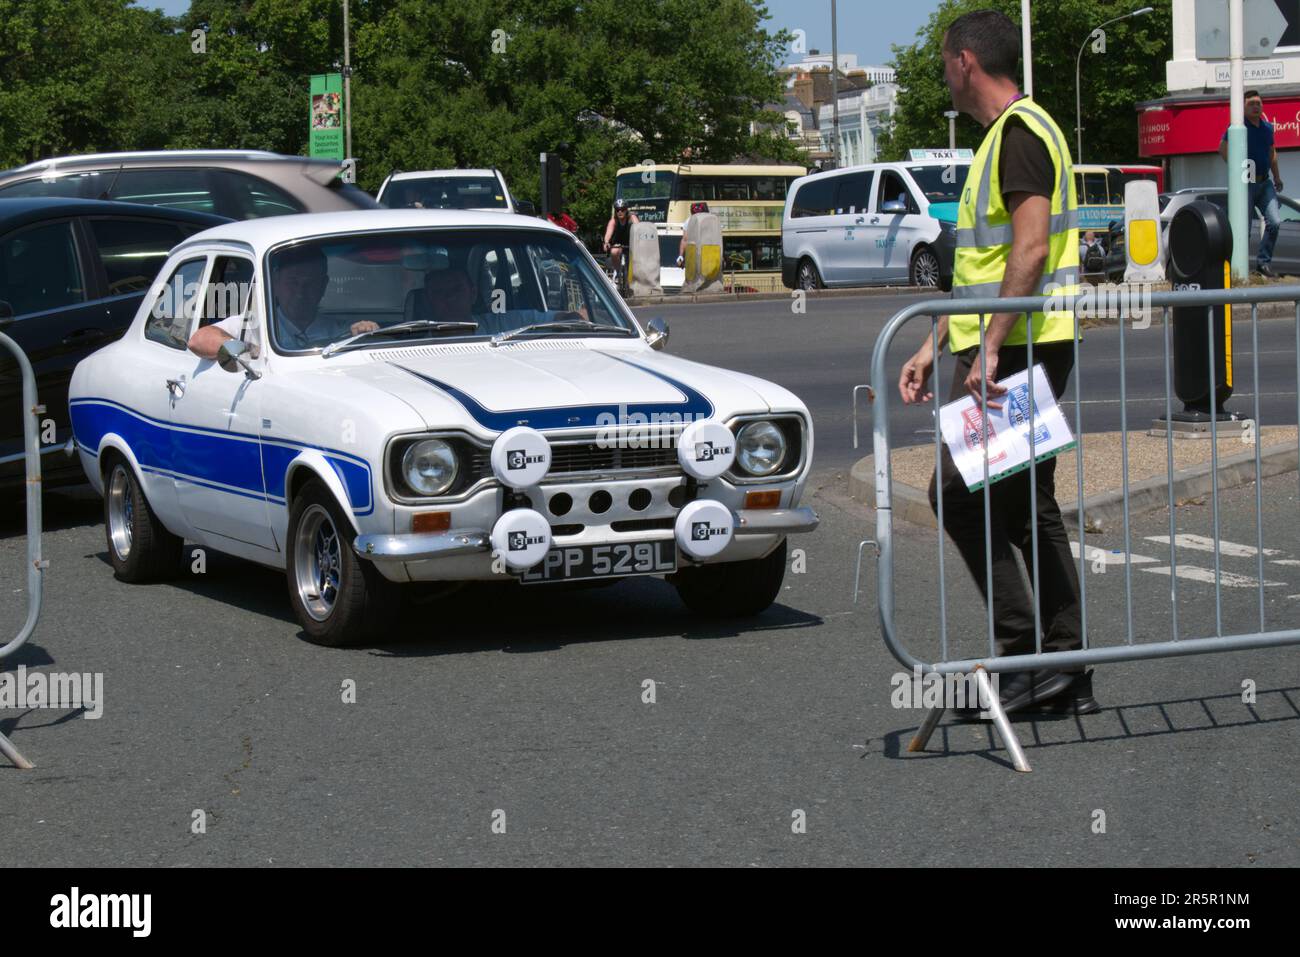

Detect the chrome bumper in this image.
[733,506,819,535]
[353,506,818,563]
[354,528,490,562]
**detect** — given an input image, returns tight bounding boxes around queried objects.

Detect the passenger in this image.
[189,245,377,358]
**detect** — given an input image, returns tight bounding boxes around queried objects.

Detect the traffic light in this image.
[1167,200,1236,420]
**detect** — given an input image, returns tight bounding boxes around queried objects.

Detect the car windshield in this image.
[265,227,636,353]
[906,164,968,203]
[382,176,508,210]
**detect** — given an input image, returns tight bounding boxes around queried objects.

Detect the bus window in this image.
[615,170,676,223]
[1082,172,1108,205]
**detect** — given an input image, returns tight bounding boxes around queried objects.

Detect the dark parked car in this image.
[0,198,228,494]
[0,150,378,220]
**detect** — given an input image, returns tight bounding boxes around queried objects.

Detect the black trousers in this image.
[927,341,1083,664]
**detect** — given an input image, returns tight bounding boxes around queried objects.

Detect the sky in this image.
[139,0,947,69]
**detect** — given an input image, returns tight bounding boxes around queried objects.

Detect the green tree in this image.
[353,0,801,240]
[877,0,1171,165]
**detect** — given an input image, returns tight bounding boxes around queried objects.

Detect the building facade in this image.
[1139,0,1300,190]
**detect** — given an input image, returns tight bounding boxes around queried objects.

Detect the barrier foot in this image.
[0,730,34,770]
[907,705,945,752]
[977,666,1031,773]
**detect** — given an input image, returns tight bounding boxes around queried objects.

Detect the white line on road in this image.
[1145,534,1283,558]
[1070,541,1158,565]
[1272,559,1300,566]
[1140,565,1287,588]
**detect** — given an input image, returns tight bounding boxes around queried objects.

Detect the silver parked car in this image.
[0,150,379,220]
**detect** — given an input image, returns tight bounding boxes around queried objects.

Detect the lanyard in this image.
[998,91,1026,117]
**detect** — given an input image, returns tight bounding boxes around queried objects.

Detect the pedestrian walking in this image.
[896,8,1097,716]
[1218,89,1283,278]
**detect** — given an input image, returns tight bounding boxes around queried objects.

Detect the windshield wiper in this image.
[321,320,480,357]
[490,321,633,347]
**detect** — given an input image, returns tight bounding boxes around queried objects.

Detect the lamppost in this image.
[944,110,959,150]
[831,0,840,168]
[1075,7,1153,163]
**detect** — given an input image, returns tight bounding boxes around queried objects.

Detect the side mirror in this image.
[515,199,537,217]
[881,198,907,214]
[645,317,669,351]
[216,337,260,379]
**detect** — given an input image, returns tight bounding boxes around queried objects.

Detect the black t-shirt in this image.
[998,114,1055,202]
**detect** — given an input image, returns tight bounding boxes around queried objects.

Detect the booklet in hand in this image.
[938,363,1076,491]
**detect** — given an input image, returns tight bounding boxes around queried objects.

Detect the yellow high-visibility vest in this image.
[949,97,1079,353]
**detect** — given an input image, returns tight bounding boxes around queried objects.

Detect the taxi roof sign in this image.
[908,149,973,161]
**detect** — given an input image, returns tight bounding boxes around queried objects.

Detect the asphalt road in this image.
[1,294,1297,866]
[637,292,1300,471]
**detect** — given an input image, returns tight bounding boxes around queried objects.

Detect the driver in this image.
[602,198,638,275]
[188,245,378,359]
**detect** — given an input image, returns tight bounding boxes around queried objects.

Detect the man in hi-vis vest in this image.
[897,9,1095,717]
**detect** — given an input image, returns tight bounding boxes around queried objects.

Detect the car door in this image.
[875,169,927,282]
[168,253,276,549]
[119,255,212,529]
[1268,195,1300,276]
[85,214,191,342]
[0,216,102,486]
[829,171,874,285]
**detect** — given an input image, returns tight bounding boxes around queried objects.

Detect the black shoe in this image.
[1257,263,1276,278]
[950,669,1075,721]
[1027,669,1101,715]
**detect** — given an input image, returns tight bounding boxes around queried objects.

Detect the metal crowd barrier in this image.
[0,330,45,769]
[862,284,1300,772]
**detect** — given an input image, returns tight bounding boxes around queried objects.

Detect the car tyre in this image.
[797,259,822,291]
[910,245,942,289]
[104,457,184,583]
[672,539,787,618]
[287,478,400,647]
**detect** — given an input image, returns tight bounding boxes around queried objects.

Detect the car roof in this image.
[3,150,300,174]
[387,169,501,181]
[796,159,969,183]
[178,208,565,255]
[0,196,230,229]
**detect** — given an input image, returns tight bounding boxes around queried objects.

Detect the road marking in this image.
[1145,534,1282,558]
[1070,541,1158,565]
[1272,559,1300,566]
[1140,565,1287,588]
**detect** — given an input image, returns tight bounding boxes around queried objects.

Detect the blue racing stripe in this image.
[391,353,713,431]
[71,398,372,515]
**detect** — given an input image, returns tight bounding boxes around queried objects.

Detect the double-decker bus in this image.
[614,163,806,291]
[1073,164,1165,233]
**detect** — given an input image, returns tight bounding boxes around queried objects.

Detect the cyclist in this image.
[602,198,639,281]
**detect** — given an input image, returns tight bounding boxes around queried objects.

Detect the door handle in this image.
[855,217,865,225]
[166,377,186,398]
[61,328,107,346]
[870,217,880,225]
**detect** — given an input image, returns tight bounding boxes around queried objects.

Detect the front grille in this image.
[547,439,679,476]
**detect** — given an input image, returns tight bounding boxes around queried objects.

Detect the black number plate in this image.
[517,539,677,584]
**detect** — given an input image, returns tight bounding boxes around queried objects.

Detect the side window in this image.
[834,173,870,214]
[1074,173,1085,203]
[791,178,835,217]
[144,257,207,350]
[219,170,304,219]
[87,218,184,296]
[0,173,99,199]
[198,255,256,332]
[108,169,217,214]
[877,171,915,214]
[0,220,86,317]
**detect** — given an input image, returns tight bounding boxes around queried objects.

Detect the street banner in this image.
[939,363,1076,491]
[309,73,344,161]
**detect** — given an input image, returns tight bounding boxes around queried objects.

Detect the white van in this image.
[376,168,533,215]
[781,159,969,291]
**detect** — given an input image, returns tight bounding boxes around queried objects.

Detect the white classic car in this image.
[69,210,818,645]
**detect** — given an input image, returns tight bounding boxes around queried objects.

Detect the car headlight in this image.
[402,439,459,496]
[735,421,787,476]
